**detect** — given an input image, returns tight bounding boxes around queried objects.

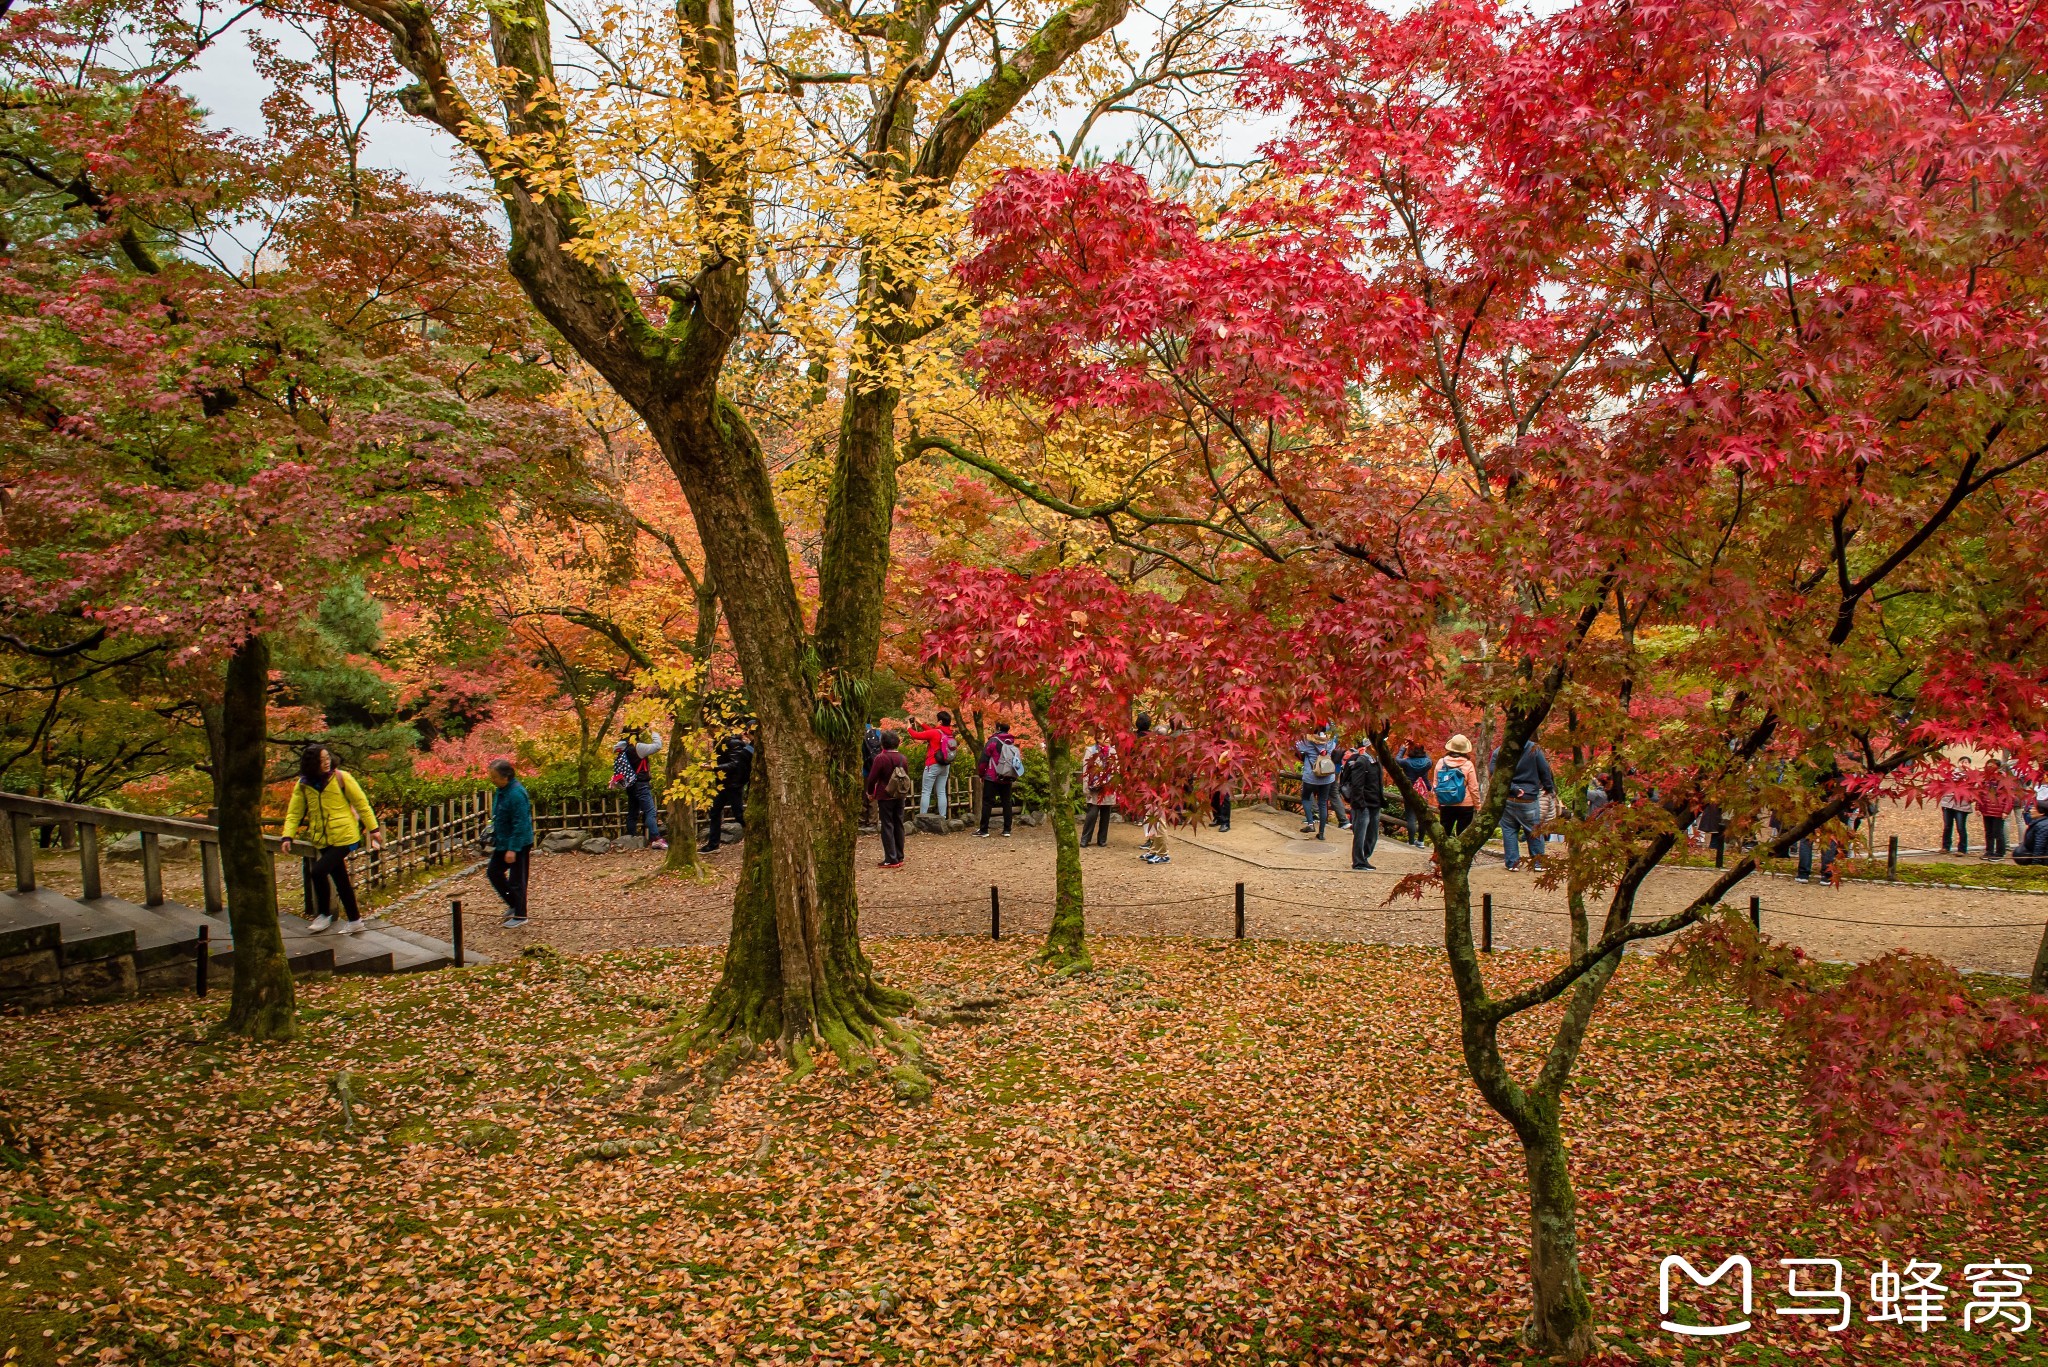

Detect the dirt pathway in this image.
[382,805,2048,976]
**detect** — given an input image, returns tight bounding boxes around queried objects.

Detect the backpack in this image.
[994,738,1025,780]
[1311,748,1336,780]
[884,764,913,799]
[1434,762,1468,805]
[610,745,636,788]
[931,730,953,764]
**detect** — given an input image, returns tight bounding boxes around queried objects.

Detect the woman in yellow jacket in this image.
[281,745,383,933]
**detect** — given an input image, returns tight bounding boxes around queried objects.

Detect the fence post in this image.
[452,898,465,968]
[1234,882,1245,940]
[990,885,1000,942]
[1887,835,1899,881]
[141,831,163,907]
[78,821,102,901]
[195,923,209,997]
[1750,894,1761,932]
[1482,893,1493,953]
[10,812,35,893]
[199,839,223,915]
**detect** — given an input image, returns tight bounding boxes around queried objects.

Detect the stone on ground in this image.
[580,837,613,855]
[540,829,588,853]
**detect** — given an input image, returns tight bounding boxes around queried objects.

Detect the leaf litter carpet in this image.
[1,939,2042,1365]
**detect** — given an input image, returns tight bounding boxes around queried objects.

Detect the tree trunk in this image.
[662,707,702,877]
[2031,918,2048,996]
[1521,1116,1596,1358]
[1031,699,1089,972]
[213,634,297,1040]
[651,397,913,1073]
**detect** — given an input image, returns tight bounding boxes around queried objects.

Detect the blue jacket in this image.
[491,780,534,851]
[1296,736,1337,785]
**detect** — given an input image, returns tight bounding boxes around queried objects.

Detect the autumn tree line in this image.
[7,0,2048,1354]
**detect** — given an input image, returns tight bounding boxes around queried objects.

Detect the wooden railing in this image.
[3,766,987,913]
[1,793,236,913]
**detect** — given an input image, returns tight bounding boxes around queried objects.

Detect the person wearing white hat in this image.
[1431,733,1480,835]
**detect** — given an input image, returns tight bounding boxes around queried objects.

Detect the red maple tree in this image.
[953,0,2048,1351]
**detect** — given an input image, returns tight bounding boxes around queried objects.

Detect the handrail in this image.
[0,791,291,848]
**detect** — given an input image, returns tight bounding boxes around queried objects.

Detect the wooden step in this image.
[1,887,141,963]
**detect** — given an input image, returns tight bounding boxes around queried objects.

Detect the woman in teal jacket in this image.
[487,758,535,927]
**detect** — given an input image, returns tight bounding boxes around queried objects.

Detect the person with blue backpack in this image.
[610,726,667,851]
[1431,733,1480,835]
[904,710,957,820]
[978,721,1024,837]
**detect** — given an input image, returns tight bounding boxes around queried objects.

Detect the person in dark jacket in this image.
[1340,745,1386,870]
[2015,802,2048,866]
[486,758,535,927]
[1490,739,1557,871]
[700,732,754,853]
[865,731,910,868]
[1394,741,1431,845]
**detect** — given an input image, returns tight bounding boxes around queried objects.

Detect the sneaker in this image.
[883,860,904,869]
[1794,876,1811,884]
[1315,832,1325,841]
[502,915,528,928]
[651,839,668,851]
[1504,863,1519,873]
[308,914,335,933]
[698,845,718,854]
[1339,822,1351,830]
[1299,824,1315,834]
[976,831,991,839]
[337,919,365,935]
[1001,831,1012,838]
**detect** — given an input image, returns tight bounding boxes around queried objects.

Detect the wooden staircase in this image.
[0,795,481,1011]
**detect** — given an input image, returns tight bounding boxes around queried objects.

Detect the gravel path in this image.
[383,806,2048,977]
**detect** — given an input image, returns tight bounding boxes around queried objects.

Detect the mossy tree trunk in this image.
[346,0,1127,1079]
[2031,919,2048,995]
[211,634,297,1040]
[664,571,722,876]
[1030,694,1089,972]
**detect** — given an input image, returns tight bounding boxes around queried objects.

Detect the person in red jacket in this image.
[1978,762,2016,860]
[903,710,957,821]
[865,731,911,868]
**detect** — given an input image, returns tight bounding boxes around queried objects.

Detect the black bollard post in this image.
[1888,836,1899,882]
[990,885,1001,942]
[1235,882,1245,940]
[1712,831,1725,868]
[452,898,465,967]
[195,923,209,997]
[1482,893,1493,953]
[1750,894,1761,932]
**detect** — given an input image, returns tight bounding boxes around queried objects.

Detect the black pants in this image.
[1350,805,1381,867]
[1942,807,1970,853]
[1983,815,2008,857]
[305,845,360,922]
[1401,790,1427,843]
[1440,805,1474,835]
[1210,790,1231,830]
[487,847,531,918]
[1082,802,1113,845]
[878,798,904,864]
[981,780,1016,834]
[703,785,745,849]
